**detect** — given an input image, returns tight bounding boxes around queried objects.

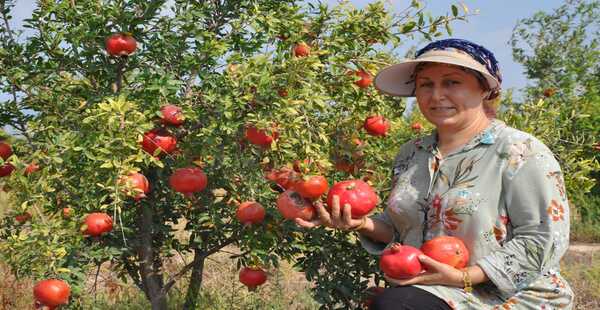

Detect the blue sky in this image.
[4,0,565,98]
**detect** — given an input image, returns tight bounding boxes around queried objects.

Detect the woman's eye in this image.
[419,82,433,87]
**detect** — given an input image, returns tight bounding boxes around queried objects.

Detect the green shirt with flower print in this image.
[360,119,573,310]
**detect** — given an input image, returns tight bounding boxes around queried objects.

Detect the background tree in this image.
[0,0,468,309]
[506,0,600,238]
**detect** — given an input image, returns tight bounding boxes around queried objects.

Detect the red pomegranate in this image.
[363,115,390,136]
[326,179,378,219]
[411,122,423,132]
[236,201,265,225]
[293,42,310,57]
[160,104,184,126]
[120,172,150,200]
[0,163,14,177]
[354,69,373,88]
[380,244,423,279]
[83,213,113,236]
[15,212,32,223]
[25,163,40,175]
[105,33,137,56]
[169,167,208,196]
[0,141,12,160]
[33,279,71,308]
[421,236,470,269]
[265,166,300,190]
[276,190,316,221]
[141,129,177,156]
[244,125,279,147]
[293,175,328,199]
[239,267,267,291]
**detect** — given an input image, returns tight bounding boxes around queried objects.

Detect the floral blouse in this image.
[359,119,573,309]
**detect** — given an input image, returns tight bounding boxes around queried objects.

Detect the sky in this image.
[2,0,565,103]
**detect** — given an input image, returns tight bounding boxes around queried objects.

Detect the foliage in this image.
[506,0,600,225]
[0,0,468,309]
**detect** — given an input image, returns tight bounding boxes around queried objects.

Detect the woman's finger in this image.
[342,203,353,228]
[330,195,341,225]
[313,199,332,226]
[418,255,445,272]
[295,217,322,228]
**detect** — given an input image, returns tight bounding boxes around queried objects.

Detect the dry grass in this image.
[560,250,600,310]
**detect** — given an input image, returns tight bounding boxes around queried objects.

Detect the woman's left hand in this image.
[384,255,463,287]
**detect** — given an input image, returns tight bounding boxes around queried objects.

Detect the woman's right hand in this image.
[295,195,365,231]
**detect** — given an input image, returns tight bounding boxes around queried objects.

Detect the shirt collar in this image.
[415,119,505,155]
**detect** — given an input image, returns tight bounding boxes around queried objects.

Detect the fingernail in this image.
[418,255,427,260]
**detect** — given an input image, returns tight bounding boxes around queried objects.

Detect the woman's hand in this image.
[384,255,463,288]
[295,195,364,230]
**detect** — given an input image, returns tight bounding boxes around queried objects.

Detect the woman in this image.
[296,39,573,309]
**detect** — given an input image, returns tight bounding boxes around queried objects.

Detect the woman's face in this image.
[414,63,488,131]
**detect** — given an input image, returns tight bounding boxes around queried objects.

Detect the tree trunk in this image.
[138,203,168,310]
[183,248,206,310]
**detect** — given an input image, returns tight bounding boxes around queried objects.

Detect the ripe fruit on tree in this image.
[277,89,288,98]
[83,212,113,236]
[239,267,267,291]
[276,190,316,221]
[326,179,378,219]
[141,129,177,156]
[353,69,373,88]
[236,201,265,225]
[293,175,328,199]
[0,141,12,160]
[33,279,71,308]
[380,244,423,279]
[411,122,423,132]
[363,115,390,136]
[62,208,72,218]
[169,167,208,196]
[25,163,40,175]
[105,33,137,56]
[15,212,32,223]
[265,166,300,190]
[420,236,470,269]
[244,125,279,147]
[160,104,184,126]
[0,163,14,177]
[120,172,150,200]
[293,42,310,57]
[543,88,557,98]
